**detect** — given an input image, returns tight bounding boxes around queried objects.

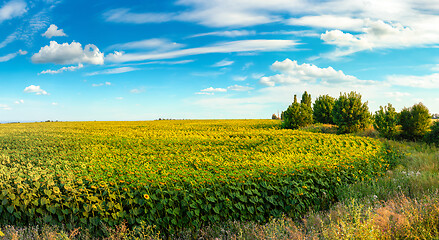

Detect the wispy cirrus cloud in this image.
[108,38,184,51]
[0,0,27,23]
[0,49,27,62]
[103,8,174,24]
[106,39,298,63]
[212,59,234,67]
[86,67,138,76]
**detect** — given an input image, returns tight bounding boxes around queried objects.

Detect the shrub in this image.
[399,103,430,140]
[313,95,335,124]
[424,121,439,145]
[373,103,399,139]
[332,92,371,134]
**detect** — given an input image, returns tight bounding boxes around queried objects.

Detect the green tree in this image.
[424,121,439,146]
[399,103,430,140]
[373,103,399,139]
[282,92,313,129]
[301,91,312,108]
[332,91,371,134]
[313,95,335,124]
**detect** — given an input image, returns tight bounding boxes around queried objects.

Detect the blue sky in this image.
[1,0,439,122]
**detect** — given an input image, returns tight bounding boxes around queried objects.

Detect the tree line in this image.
[276,91,438,145]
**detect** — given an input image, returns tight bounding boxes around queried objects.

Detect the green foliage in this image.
[313,95,335,124]
[271,114,279,120]
[282,102,313,130]
[282,92,313,130]
[424,121,439,146]
[300,91,312,108]
[332,92,371,134]
[373,103,399,139]
[399,103,430,140]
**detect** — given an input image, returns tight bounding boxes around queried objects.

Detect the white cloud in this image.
[201,87,227,93]
[242,62,253,70]
[0,104,11,110]
[108,38,184,51]
[86,67,138,76]
[42,24,67,38]
[32,41,104,65]
[40,63,83,74]
[259,58,360,87]
[92,82,111,87]
[14,99,24,104]
[320,19,439,58]
[115,97,124,100]
[51,102,58,106]
[24,85,49,95]
[103,8,174,24]
[212,59,234,67]
[233,76,247,81]
[387,73,439,88]
[0,0,27,23]
[0,52,18,62]
[189,30,256,38]
[288,15,365,31]
[384,92,411,98]
[252,73,264,79]
[0,49,27,62]
[106,39,298,63]
[228,84,253,91]
[130,87,145,94]
[195,92,214,95]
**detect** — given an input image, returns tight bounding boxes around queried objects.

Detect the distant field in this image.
[0,120,395,233]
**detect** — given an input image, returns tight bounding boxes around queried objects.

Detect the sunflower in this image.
[143,194,150,200]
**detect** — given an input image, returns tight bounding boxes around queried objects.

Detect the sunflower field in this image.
[0,120,398,234]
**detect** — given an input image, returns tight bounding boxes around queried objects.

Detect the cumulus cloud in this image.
[259,58,359,87]
[32,41,104,65]
[106,39,298,63]
[40,63,83,74]
[14,99,24,104]
[319,19,437,58]
[387,73,439,88]
[0,0,27,23]
[92,82,111,87]
[42,24,67,38]
[86,67,138,76]
[24,85,49,95]
[212,59,234,67]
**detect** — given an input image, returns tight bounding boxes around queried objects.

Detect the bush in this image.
[282,93,313,129]
[424,121,439,145]
[313,95,335,124]
[373,103,399,139]
[332,92,371,134]
[399,103,430,140]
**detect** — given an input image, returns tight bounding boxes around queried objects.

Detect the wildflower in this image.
[143,194,150,200]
